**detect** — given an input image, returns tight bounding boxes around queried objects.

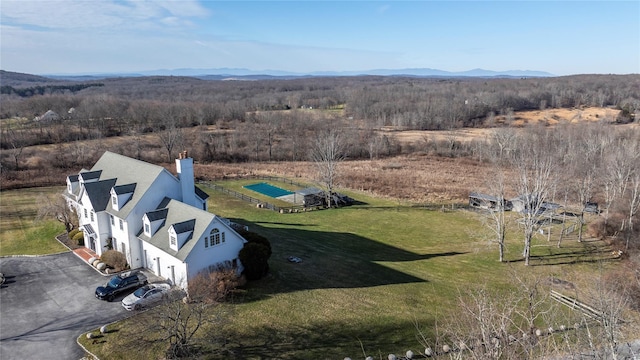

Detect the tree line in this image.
[1,74,638,172]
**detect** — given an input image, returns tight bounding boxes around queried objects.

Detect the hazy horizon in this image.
[1,1,638,76]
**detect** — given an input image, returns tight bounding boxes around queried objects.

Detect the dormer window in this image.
[110,184,136,211]
[143,208,168,237]
[168,219,195,251]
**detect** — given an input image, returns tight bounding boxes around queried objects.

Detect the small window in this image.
[90,211,94,222]
[112,196,117,206]
[204,236,209,248]
[110,215,114,226]
[119,219,123,230]
[144,223,150,234]
[84,209,88,218]
[170,235,177,246]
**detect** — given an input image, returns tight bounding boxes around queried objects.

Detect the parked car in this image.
[95,271,147,301]
[121,283,171,311]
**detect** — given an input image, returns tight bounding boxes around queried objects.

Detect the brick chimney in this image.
[175,150,196,207]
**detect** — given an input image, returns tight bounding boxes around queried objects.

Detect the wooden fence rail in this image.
[198,179,324,214]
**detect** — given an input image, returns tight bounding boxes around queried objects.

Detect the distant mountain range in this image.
[1,68,555,84]
[43,67,555,80]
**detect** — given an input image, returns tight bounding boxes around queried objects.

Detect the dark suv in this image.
[95,271,148,301]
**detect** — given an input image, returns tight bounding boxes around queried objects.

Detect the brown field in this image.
[382,107,624,146]
[2,107,635,204]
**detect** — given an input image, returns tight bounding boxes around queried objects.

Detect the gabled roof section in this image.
[84,179,117,211]
[139,199,221,261]
[90,151,176,218]
[113,183,136,195]
[194,186,209,200]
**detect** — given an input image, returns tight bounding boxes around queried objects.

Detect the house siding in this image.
[64,151,245,291]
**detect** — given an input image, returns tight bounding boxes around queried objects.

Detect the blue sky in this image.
[1,1,638,76]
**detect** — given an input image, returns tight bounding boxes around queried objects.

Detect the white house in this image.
[64,151,246,289]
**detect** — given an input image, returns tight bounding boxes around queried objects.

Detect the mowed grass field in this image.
[78,180,620,359]
[0,187,67,255]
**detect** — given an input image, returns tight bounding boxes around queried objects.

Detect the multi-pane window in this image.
[110,215,114,226]
[205,229,225,248]
[119,219,123,230]
[90,211,94,222]
[170,235,177,246]
[84,209,88,218]
[112,196,117,206]
[144,223,150,235]
[211,228,221,246]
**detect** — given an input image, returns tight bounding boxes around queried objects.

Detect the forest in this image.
[1,72,639,175]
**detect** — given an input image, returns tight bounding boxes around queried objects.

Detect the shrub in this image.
[237,229,272,257]
[68,228,80,238]
[239,242,270,280]
[100,250,128,272]
[587,216,622,239]
[187,267,240,304]
[72,231,84,246]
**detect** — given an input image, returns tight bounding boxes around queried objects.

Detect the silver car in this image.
[121,283,171,311]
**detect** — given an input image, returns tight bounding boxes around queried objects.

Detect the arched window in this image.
[206,228,224,248]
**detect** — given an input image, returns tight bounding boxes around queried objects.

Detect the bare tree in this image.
[36,193,77,232]
[157,124,184,163]
[310,128,345,207]
[155,267,238,358]
[569,125,602,242]
[511,128,557,266]
[624,167,640,250]
[3,126,26,171]
[479,165,510,263]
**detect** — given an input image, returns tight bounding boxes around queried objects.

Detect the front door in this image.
[89,237,96,251]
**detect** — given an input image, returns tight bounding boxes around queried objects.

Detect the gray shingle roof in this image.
[90,151,176,218]
[139,199,221,261]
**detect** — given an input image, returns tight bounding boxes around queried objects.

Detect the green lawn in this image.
[79,180,617,359]
[0,187,67,256]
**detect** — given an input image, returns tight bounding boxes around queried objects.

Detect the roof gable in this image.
[83,179,117,211]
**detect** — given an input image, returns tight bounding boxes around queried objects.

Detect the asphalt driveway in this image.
[0,252,131,360]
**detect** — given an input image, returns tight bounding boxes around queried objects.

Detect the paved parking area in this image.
[0,252,133,360]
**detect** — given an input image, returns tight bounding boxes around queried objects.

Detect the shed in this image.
[469,192,512,211]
